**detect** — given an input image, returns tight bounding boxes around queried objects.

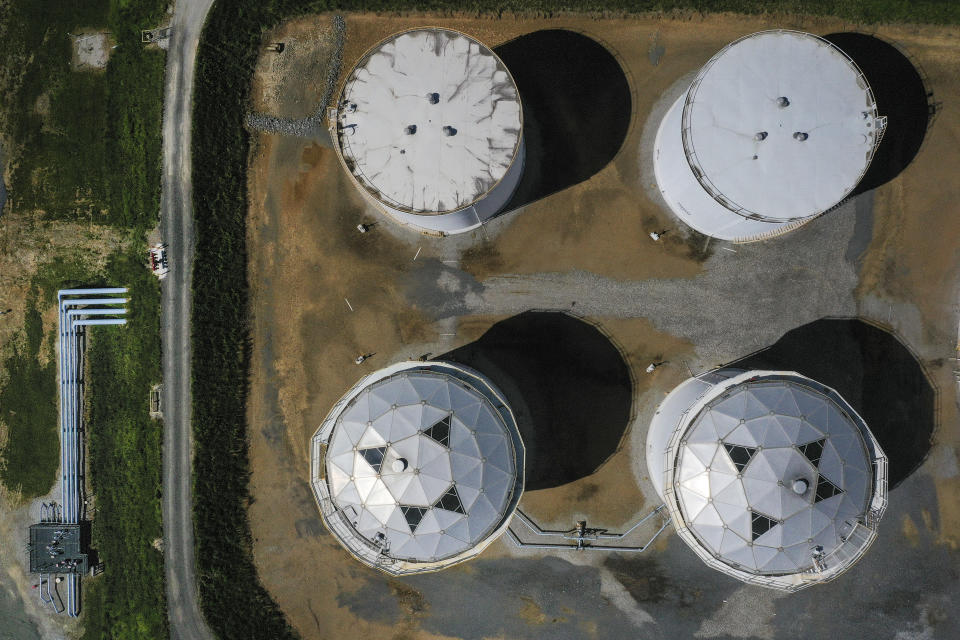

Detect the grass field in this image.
[0,296,57,498]
[0,0,165,227]
[0,246,113,497]
[82,248,166,640]
[0,0,168,636]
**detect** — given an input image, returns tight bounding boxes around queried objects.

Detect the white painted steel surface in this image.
[654,30,883,242]
[654,97,804,241]
[336,29,522,216]
[646,370,739,497]
[684,31,879,220]
[376,140,525,234]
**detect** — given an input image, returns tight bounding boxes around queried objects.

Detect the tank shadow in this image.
[438,311,633,491]
[824,33,934,195]
[727,318,936,489]
[493,30,631,212]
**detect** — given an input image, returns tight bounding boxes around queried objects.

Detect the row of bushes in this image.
[192,1,322,636]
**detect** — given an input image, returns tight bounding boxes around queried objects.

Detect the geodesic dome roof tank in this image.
[654,30,886,242]
[646,369,887,591]
[332,28,525,235]
[311,361,524,575]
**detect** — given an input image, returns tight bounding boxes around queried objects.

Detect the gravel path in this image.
[245,14,344,142]
[409,196,867,371]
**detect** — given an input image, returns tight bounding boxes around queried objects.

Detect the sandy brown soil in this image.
[246,11,960,639]
[246,134,453,640]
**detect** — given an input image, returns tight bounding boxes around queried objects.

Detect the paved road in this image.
[159,1,216,639]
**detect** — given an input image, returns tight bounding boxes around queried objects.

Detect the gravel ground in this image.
[409,198,864,372]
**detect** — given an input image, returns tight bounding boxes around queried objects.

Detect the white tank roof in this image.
[336,29,523,214]
[653,371,888,590]
[313,362,523,573]
[681,30,880,221]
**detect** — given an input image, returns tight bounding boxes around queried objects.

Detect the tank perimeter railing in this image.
[329,27,524,220]
[43,288,128,617]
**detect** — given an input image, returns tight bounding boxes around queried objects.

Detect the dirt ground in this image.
[246,12,960,640]
[251,20,340,120]
[71,31,112,71]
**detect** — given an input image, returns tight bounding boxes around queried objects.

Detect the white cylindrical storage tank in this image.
[646,369,888,591]
[311,361,525,575]
[653,30,885,242]
[332,28,525,235]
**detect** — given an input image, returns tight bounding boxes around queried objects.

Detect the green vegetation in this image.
[0,0,165,226]
[0,243,167,640]
[191,1,322,637]
[0,250,105,498]
[83,249,166,640]
[0,296,58,498]
[0,0,168,636]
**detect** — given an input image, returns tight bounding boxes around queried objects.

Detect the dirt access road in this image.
[159,0,216,639]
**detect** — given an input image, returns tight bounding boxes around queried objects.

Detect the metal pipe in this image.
[60,302,78,522]
[61,298,128,307]
[60,299,73,520]
[58,288,127,297]
[57,302,69,522]
[61,300,128,520]
[66,319,79,521]
[508,506,671,552]
[67,575,79,617]
[52,288,128,616]
[67,308,128,319]
[73,319,127,326]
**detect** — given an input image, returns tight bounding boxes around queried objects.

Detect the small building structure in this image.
[28,523,89,575]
